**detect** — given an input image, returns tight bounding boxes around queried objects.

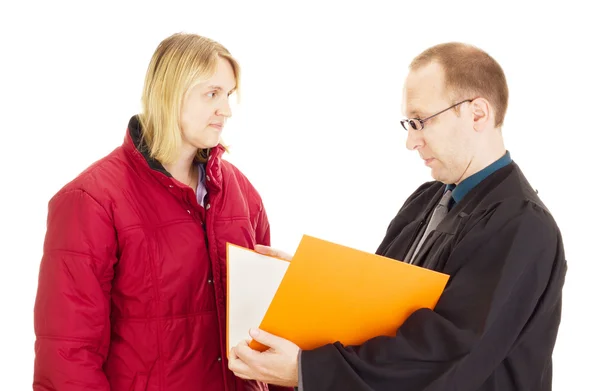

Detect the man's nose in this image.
[405,128,424,151]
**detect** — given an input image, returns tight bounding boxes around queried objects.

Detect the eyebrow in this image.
[207,85,236,93]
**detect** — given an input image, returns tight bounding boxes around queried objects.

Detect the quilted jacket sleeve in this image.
[256,202,271,247]
[33,189,118,390]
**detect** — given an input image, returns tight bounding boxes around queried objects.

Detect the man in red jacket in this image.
[33,33,292,391]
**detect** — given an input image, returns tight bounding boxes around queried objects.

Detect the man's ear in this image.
[471,97,492,132]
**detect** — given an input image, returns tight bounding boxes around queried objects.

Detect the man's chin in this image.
[430,170,452,185]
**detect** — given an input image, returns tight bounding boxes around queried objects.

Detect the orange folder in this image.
[226,234,449,353]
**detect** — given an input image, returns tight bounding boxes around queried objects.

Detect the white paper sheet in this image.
[227,244,290,353]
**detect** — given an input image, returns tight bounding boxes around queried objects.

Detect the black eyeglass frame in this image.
[400,99,474,131]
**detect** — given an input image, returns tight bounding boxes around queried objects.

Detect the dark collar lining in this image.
[127,115,212,178]
[127,115,172,177]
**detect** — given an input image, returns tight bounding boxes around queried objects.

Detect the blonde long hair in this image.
[139,33,239,164]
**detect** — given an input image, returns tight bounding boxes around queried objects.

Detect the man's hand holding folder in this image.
[226,235,449,387]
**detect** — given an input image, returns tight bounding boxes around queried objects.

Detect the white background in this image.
[1,0,598,389]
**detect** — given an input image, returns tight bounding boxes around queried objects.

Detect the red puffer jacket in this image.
[33,116,292,391]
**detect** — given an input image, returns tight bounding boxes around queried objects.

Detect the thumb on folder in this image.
[229,328,300,387]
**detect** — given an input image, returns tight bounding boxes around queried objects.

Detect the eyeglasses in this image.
[400,99,474,131]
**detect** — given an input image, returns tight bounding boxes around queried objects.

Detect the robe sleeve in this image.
[299,199,566,391]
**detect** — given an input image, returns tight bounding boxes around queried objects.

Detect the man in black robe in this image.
[228,42,567,391]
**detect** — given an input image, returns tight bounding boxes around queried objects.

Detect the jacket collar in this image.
[123,115,225,175]
[124,115,172,177]
[123,115,226,192]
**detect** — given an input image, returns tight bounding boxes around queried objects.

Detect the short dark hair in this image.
[410,42,509,127]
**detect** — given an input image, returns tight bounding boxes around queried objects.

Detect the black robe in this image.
[299,162,567,390]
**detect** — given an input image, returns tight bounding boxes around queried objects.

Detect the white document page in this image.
[227,244,290,353]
